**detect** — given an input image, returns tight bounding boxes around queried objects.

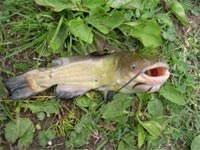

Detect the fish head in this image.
[118,53,170,93]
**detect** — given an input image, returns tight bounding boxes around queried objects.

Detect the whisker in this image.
[116,71,142,93]
[146,87,153,93]
[106,71,142,100]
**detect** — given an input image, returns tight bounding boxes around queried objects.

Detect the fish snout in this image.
[131,62,170,93]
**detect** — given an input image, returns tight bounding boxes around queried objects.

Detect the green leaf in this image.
[169,0,189,26]
[66,115,94,148]
[69,17,93,44]
[120,19,162,48]
[25,100,59,117]
[45,129,56,140]
[14,63,31,71]
[84,0,105,10]
[38,130,55,147]
[75,115,94,133]
[144,0,159,9]
[87,11,125,34]
[0,107,8,121]
[35,0,74,12]
[118,141,127,150]
[49,38,61,52]
[5,118,35,146]
[37,112,46,121]
[147,99,164,117]
[102,93,134,123]
[117,140,133,150]
[191,135,200,150]
[17,118,35,138]
[66,130,91,148]
[38,131,47,146]
[76,95,97,109]
[140,120,162,137]
[122,0,142,9]
[5,121,19,143]
[18,125,35,147]
[146,135,160,148]
[160,83,186,105]
[138,124,146,148]
[162,27,176,41]
[48,17,68,53]
[107,0,132,8]
[118,133,134,150]
[156,13,173,26]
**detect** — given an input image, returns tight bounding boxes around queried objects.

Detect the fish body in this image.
[4,52,170,100]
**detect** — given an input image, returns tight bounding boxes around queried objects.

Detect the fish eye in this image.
[131,64,136,69]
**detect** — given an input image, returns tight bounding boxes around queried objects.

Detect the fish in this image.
[4,52,170,100]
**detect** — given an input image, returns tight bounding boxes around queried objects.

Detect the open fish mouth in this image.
[142,62,170,81]
[144,63,169,77]
[132,62,170,93]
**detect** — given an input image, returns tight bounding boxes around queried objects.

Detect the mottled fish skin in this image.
[4,52,170,100]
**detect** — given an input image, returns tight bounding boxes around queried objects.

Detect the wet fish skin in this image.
[4,52,170,100]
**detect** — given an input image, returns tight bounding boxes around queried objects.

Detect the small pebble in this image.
[48,140,52,146]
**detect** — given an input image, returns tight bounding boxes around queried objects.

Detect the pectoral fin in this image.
[51,57,70,67]
[56,84,88,99]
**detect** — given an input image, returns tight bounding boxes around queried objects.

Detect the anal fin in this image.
[56,84,88,99]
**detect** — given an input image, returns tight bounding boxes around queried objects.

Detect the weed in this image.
[0,0,199,149]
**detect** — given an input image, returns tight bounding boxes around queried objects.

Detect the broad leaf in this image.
[140,120,162,137]
[66,130,91,148]
[84,0,105,10]
[45,129,56,140]
[18,126,35,147]
[48,21,68,53]
[87,11,125,34]
[5,118,35,146]
[107,0,132,8]
[191,135,200,150]
[38,131,47,146]
[66,115,94,148]
[37,112,46,121]
[25,100,59,117]
[147,99,164,117]
[162,27,176,41]
[35,0,74,12]
[160,83,186,105]
[69,17,93,44]
[138,124,146,148]
[5,121,19,143]
[49,38,61,52]
[76,95,97,109]
[102,93,134,123]
[122,0,142,9]
[169,0,189,26]
[120,19,162,48]
[156,13,173,26]
[38,130,55,147]
[118,133,134,150]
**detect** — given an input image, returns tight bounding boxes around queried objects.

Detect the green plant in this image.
[0,0,199,149]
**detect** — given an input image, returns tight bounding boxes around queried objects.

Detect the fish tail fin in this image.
[4,69,50,100]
